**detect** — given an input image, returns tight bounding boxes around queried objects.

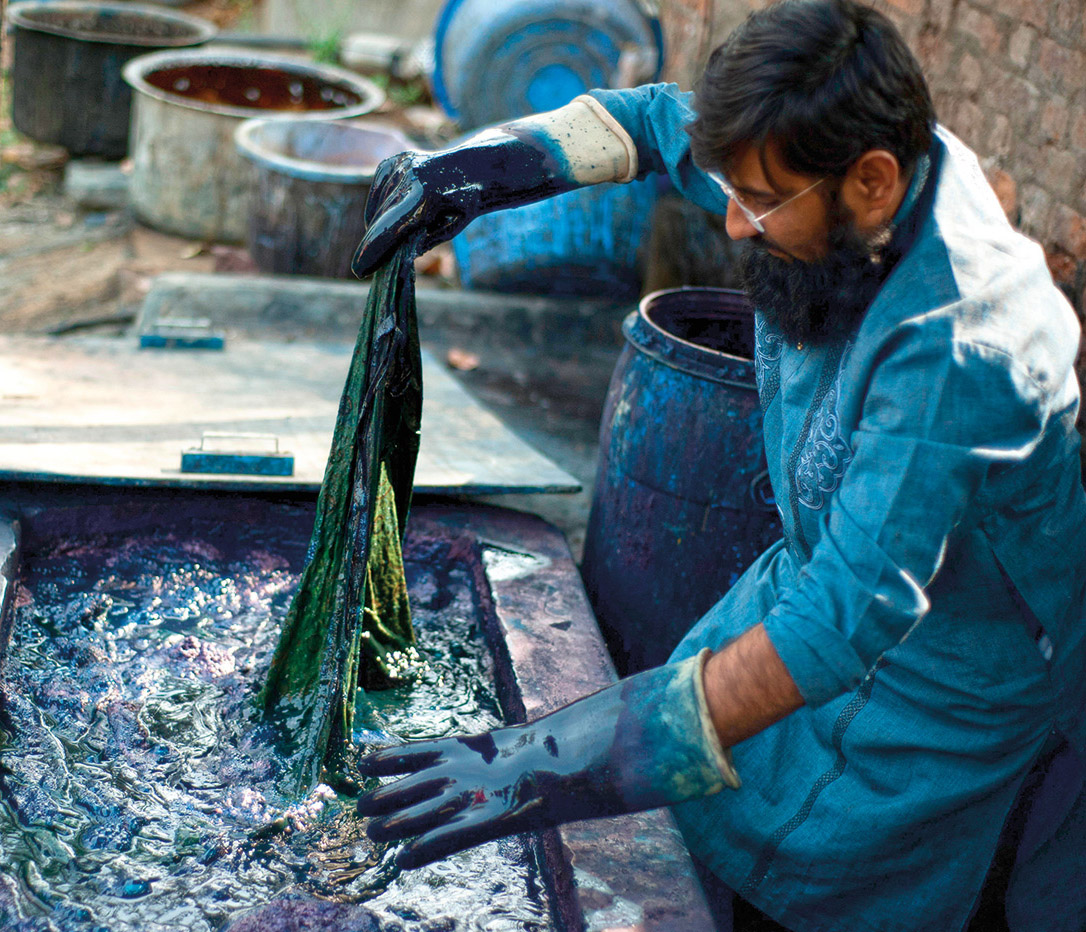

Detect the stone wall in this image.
[659,0,1086,308]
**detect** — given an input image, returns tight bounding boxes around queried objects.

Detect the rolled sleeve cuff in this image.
[763,607,868,708]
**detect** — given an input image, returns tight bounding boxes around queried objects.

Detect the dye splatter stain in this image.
[0,514,553,932]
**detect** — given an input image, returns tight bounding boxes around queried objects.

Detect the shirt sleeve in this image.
[587,83,729,215]
[762,309,1059,707]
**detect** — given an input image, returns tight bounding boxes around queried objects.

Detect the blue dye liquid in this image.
[0,523,553,931]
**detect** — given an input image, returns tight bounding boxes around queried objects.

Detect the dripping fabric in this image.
[259,242,421,795]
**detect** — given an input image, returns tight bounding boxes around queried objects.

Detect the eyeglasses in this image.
[708,172,826,234]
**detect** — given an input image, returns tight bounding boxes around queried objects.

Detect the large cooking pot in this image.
[7,1,216,159]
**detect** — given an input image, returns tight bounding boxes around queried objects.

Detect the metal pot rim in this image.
[122,48,386,120]
[7,0,217,48]
[234,118,412,184]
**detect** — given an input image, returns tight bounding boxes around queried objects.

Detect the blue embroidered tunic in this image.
[589,84,1086,932]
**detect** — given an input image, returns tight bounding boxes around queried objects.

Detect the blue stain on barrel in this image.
[581,288,783,675]
[452,178,658,299]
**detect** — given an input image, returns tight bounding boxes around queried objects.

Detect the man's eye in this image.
[751,198,778,212]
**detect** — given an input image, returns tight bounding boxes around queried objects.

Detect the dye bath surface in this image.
[0,501,554,932]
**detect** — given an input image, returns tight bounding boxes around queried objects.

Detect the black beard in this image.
[738,200,891,346]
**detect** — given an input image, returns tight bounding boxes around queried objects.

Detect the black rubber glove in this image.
[351,97,637,279]
[355,649,739,869]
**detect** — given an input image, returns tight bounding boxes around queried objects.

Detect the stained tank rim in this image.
[235,117,412,185]
[6,0,217,48]
[122,48,386,121]
[629,286,759,386]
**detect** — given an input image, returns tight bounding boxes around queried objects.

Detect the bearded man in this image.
[349,2,1086,929]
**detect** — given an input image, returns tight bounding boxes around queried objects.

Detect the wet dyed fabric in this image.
[259,244,421,794]
[591,84,1086,932]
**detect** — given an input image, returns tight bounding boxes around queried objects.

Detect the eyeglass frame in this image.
[708,172,827,234]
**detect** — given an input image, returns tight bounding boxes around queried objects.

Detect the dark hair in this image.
[687,0,935,183]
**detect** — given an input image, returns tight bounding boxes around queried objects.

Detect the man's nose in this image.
[725,198,759,240]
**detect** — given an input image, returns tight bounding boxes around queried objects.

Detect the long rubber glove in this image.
[351,96,638,278]
[355,649,739,869]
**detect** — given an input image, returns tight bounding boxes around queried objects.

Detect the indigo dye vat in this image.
[0,485,717,931]
[581,288,783,675]
[7,1,216,159]
[122,50,384,243]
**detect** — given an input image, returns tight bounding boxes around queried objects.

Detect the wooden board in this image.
[0,335,580,494]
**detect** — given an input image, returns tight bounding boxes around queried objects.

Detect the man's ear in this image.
[842,149,902,233]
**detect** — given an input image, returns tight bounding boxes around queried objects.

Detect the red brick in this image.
[956,4,1004,55]
[1000,0,1049,29]
[1048,149,1083,202]
[986,167,1018,218]
[989,114,1013,159]
[918,30,956,81]
[1008,24,1036,69]
[1039,101,1070,146]
[926,0,957,34]
[1050,0,1084,37]
[994,73,1042,122]
[1074,113,1086,154]
[958,52,985,95]
[1019,183,1055,233]
[953,99,988,151]
[1037,39,1085,92]
[1055,206,1086,261]
[879,0,925,17]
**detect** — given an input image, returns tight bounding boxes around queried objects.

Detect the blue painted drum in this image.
[432,0,664,131]
[450,178,659,298]
[581,287,783,675]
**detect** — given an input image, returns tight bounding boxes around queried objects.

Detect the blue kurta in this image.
[589,84,1086,932]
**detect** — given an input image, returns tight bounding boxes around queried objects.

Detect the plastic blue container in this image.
[451,178,658,298]
[433,0,664,130]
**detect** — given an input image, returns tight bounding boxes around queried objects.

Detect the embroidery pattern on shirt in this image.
[795,341,854,510]
[754,314,783,413]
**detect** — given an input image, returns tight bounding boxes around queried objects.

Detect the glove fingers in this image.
[357,770,447,817]
[357,744,442,778]
[364,154,409,227]
[366,787,472,844]
[352,181,425,278]
[395,799,543,871]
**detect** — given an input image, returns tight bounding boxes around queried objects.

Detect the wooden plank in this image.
[0,335,580,494]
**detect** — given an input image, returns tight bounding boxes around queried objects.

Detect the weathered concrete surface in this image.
[138,271,631,348]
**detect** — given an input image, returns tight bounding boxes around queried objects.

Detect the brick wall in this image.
[660,0,1086,308]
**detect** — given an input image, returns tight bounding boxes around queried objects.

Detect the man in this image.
[350,2,1086,929]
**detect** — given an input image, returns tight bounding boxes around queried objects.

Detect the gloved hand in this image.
[355,649,739,869]
[351,96,638,278]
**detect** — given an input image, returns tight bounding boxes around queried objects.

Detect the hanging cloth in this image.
[259,243,421,794]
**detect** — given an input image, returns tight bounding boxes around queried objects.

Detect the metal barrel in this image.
[581,287,782,675]
[7,0,216,159]
[235,119,411,279]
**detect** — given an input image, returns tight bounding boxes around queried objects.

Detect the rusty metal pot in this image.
[122,49,385,243]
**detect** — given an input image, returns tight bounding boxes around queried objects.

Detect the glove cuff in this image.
[692,648,742,790]
[614,650,742,810]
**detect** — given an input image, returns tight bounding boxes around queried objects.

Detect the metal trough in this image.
[0,481,717,930]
